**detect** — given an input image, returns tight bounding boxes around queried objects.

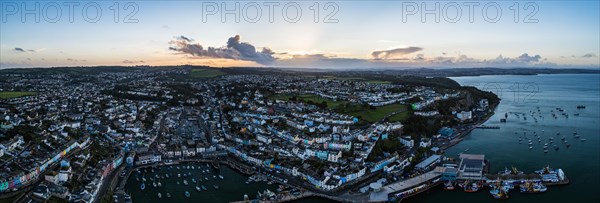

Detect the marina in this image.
[124,162,279,203]
[401,74,600,203]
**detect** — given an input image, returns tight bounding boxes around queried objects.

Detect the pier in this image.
[476,125,501,129]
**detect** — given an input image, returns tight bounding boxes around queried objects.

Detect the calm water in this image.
[405,74,600,203]
[125,163,277,202]
[126,74,599,203]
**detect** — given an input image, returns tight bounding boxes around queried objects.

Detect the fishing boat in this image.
[218,175,224,180]
[201,185,207,191]
[196,186,202,192]
[263,189,276,199]
[581,139,587,142]
[463,182,479,192]
[443,181,455,190]
[157,193,162,199]
[213,185,219,190]
[520,181,547,193]
[166,193,171,198]
[192,178,196,183]
[152,182,157,187]
[157,181,162,187]
[204,177,209,181]
[185,191,191,198]
[490,186,509,199]
[165,174,169,178]
[177,173,181,178]
[213,175,217,179]
[142,176,146,182]
[183,180,189,185]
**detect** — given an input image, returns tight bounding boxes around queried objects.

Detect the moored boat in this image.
[443,181,455,190]
[520,181,547,193]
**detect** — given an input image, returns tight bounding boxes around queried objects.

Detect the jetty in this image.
[476,125,500,129]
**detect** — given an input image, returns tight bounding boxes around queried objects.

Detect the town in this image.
[0,66,531,203]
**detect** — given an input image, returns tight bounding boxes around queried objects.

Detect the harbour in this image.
[402,74,599,203]
[118,74,599,203]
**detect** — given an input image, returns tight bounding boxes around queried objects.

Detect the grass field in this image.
[272,94,346,108]
[271,93,407,123]
[190,68,226,78]
[0,91,37,99]
[347,103,407,123]
[322,76,365,81]
[366,80,392,84]
[388,111,411,122]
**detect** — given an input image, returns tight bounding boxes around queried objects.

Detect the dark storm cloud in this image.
[168,35,276,65]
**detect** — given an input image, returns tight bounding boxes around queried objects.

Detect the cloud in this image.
[582,53,598,58]
[14,47,43,53]
[371,47,423,59]
[169,34,276,65]
[516,53,541,63]
[122,60,145,64]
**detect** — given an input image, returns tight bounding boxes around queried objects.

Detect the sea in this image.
[126,74,600,203]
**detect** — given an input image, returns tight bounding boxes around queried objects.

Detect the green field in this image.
[347,103,407,123]
[0,91,37,99]
[272,94,346,108]
[388,110,411,122]
[322,76,365,81]
[190,68,226,78]
[366,80,392,84]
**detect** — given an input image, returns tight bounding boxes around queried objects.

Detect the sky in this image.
[1,0,599,69]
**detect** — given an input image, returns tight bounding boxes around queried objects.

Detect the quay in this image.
[475,125,501,129]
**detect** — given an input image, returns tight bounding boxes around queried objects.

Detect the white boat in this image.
[183,180,189,185]
[196,186,202,192]
[218,175,224,180]
[157,182,162,187]
[158,193,162,199]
